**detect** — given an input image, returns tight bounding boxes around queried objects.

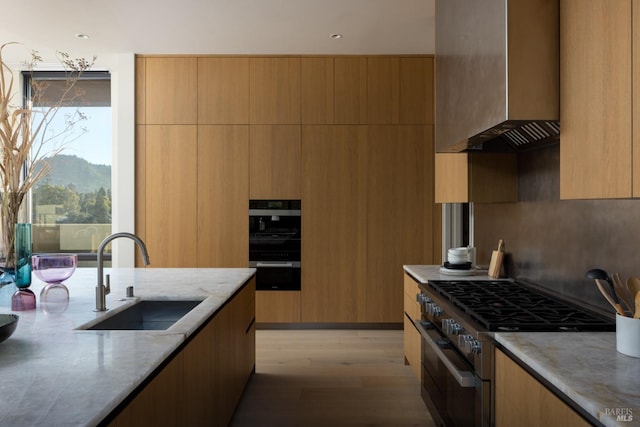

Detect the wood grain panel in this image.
[197,125,249,267]
[145,57,197,124]
[435,153,469,203]
[495,349,591,427]
[182,318,214,424]
[134,126,146,267]
[256,290,301,322]
[633,0,640,197]
[145,125,198,267]
[135,57,145,125]
[301,57,335,124]
[400,57,434,124]
[366,126,426,322]
[249,57,301,124]
[301,125,368,322]
[367,57,400,124]
[334,57,367,124]
[198,57,249,124]
[403,314,421,380]
[560,0,632,199]
[249,125,301,199]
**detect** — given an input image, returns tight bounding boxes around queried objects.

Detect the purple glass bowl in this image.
[32,254,78,284]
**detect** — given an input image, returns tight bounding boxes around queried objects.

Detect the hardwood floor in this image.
[230,329,436,427]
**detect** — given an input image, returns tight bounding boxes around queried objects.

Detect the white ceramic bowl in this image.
[448,247,469,256]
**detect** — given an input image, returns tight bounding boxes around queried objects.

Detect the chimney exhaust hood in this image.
[435,0,559,152]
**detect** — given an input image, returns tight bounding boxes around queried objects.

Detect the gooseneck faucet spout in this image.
[95,232,150,311]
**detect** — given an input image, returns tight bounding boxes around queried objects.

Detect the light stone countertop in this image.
[494,332,640,427]
[404,264,639,427]
[0,267,255,427]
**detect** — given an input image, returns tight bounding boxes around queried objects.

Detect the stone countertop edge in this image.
[404,264,640,427]
[0,267,255,427]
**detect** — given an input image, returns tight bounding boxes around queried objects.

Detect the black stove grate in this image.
[427,280,615,332]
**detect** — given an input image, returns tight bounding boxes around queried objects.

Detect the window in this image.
[24,71,111,263]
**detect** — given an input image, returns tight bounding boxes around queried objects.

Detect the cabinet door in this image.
[634,0,640,197]
[400,57,434,125]
[197,125,249,267]
[367,57,400,124]
[335,57,367,124]
[249,125,301,199]
[249,57,301,124]
[145,125,198,267]
[495,349,591,427]
[301,57,334,124]
[198,57,249,124]
[366,126,428,322]
[256,290,301,322]
[403,273,422,380]
[301,126,368,322]
[560,0,632,199]
[145,57,197,124]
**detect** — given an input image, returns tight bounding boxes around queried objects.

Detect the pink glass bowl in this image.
[32,254,78,284]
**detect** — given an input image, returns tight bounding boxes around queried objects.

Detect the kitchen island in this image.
[404,265,639,427]
[0,267,255,426]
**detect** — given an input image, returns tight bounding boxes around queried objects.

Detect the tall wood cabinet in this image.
[301,126,368,322]
[136,55,437,323]
[560,0,636,199]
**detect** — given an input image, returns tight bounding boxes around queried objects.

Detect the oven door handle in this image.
[255,262,294,268]
[415,320,478,388]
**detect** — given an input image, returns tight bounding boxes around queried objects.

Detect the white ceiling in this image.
[0,0,435,67]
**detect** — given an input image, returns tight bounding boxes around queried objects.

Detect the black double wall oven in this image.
[249,200,301,291]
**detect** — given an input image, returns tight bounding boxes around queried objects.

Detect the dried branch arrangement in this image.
[0,42,94,268]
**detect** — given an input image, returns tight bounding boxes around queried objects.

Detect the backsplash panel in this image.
[474,144,640,313]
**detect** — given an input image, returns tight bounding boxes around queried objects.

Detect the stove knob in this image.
[441,318,459,334]
[427,303,443,317]
[459,334,482,355]
[415,293,432,304]
[442,318,452,333]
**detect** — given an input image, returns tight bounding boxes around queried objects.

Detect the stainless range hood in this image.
[435,0,559,152]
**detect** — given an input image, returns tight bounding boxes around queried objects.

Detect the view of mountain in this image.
[35,154,111,194]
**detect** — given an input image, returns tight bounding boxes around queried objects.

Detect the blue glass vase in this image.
[15,223,32,288]
[11,223,35,311]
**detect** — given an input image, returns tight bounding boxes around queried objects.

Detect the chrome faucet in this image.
[95,232,150,311]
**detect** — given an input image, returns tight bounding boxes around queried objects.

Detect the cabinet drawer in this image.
[404,291,421,320]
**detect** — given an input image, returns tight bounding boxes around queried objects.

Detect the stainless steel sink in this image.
[82,300,204,330]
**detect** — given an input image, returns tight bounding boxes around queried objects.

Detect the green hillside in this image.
[34,154,111,194]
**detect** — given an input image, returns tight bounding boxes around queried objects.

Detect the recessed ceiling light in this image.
[76,34,90,39]
[330,33,342,39]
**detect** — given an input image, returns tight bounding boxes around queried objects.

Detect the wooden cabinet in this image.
[256,290,301,323]
[109,279,255,427]
[335,57,368,124]
[198,57,249,124]
[495,349,590,427]
[144,125,198,267]
[435,152,518,203]
[403,273,421,380]
[560,0,634,199]
[367,57,400,124]
[197,125,249,267]
[301,125,368,322]
[249,125,301,199]
[366,126,432,322]
[301,57,334,124]
[249,57,301,124]
[144,57,197,125]
[400,57,434,125]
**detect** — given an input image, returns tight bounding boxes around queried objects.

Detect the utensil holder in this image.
[616,314,640,358]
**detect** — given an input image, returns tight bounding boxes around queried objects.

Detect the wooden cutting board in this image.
[488,240,504,278]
